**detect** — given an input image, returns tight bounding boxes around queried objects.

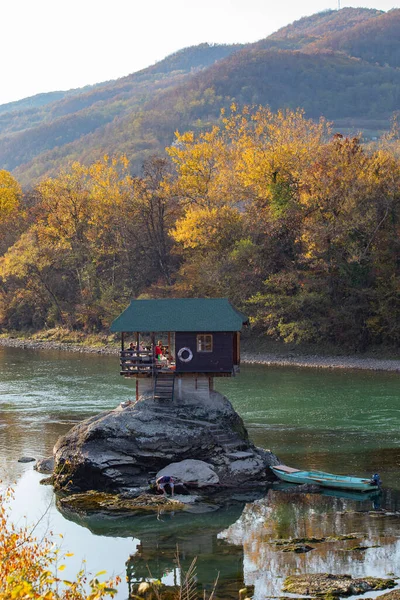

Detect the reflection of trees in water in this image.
[221,489,400,598]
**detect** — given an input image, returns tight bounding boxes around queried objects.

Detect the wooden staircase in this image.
[153,372,175,402]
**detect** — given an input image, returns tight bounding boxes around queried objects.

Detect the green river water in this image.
[1,346,400,599]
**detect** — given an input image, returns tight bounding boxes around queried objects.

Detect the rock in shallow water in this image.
[378,592,400,600]
[52,391,279,492]
[18,456,36,463]
[282,573,396,595]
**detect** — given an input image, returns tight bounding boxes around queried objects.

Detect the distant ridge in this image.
[0,86,98,116]
[269,7,383,39]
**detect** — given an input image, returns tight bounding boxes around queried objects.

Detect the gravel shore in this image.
[241,351,400,372]
[1,337,399,373]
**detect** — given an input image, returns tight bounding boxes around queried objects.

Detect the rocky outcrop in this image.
[282,573,396,596]
[53,391,279,492]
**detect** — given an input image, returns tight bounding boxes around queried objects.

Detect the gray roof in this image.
[110,298,248,332]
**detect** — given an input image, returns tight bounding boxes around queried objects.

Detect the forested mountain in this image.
[1,8,400,186]
[0,43,242,180]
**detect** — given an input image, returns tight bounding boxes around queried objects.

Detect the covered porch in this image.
[119,331,176,377]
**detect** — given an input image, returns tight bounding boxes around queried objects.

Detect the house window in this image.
[197,334,213,353]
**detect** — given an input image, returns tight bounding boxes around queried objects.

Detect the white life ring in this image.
[177,347,193,363]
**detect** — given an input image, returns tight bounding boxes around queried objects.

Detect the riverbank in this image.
[1,334,400,372]
[241,351,400,372]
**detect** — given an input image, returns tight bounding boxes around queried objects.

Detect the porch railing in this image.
[119,350,175,375]
[119,350,155,375]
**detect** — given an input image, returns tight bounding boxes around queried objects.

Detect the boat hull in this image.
[271,465,379,492]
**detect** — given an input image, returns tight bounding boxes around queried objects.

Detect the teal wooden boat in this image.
[270,464,381,492]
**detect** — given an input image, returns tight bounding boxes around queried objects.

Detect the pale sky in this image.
[1,0,398,106]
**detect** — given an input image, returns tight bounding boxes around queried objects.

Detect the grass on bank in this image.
[0,327,120,350]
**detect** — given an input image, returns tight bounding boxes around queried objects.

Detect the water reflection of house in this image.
[126,530,246,600]
[111,298,248,401]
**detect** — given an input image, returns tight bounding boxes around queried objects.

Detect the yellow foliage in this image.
[0,229,58,281]
[172,205,243,250]
[167,106,330,254]
[167,126,236,209]
[36,156,133,253]
[0,486,120,599]
[0,170,22,224]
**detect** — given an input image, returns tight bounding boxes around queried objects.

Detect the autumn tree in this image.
[252,135,400,348]
[0,156,179,330]
[0,170,25,255]
[166,105,329,302]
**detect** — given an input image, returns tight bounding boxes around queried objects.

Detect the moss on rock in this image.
[281,544,314,553]
[272,536,326,546]
[57,491,185,514]
[282,573,396,596]
[377,591,400,600]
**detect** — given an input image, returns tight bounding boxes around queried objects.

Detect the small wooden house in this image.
[110,298,248,401]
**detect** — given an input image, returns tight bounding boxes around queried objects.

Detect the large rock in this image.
[156,459,219,487]
[53,391,279,492]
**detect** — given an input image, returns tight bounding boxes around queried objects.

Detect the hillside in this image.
[269,7,383,40]
[0,43,242,178]
[305,9,400,68]
[1,7,399,186]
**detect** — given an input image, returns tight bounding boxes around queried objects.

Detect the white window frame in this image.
[197,334,213,353]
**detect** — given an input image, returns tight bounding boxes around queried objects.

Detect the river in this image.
[1,346,400,599]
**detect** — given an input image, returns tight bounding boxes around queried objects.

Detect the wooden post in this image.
[121,332,125,351]
[168,332,171,363]
[151,332,155,377]
[136,378,139,402]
